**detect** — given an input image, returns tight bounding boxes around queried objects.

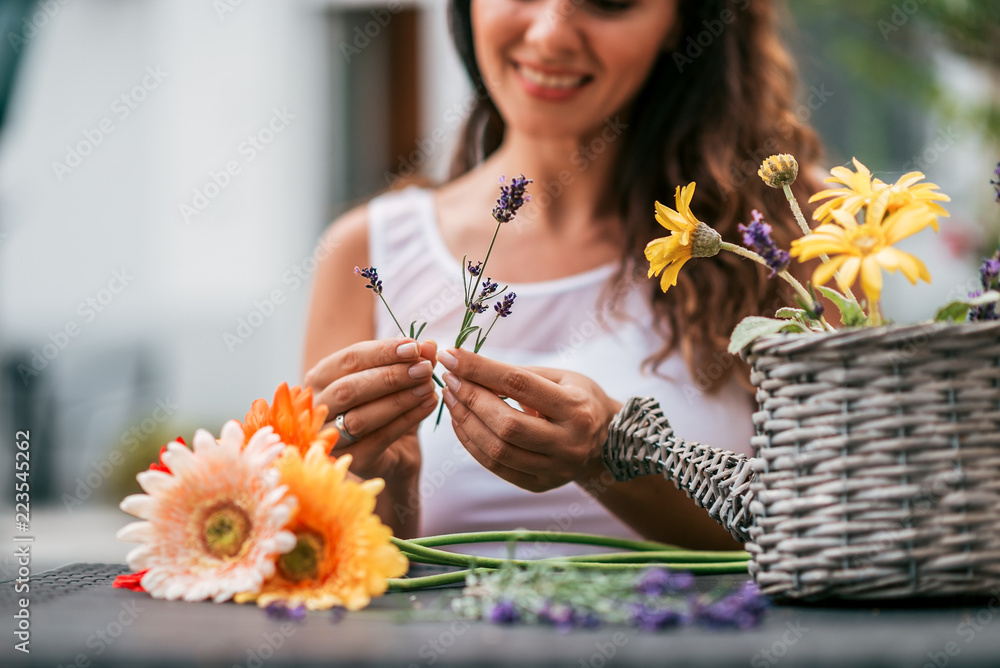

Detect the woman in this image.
[303,0,821,550]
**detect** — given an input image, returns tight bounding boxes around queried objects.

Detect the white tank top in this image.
[367,186,754,552]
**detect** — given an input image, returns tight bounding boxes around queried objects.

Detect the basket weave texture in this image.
[745,322,1000,599]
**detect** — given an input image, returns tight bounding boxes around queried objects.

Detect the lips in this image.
[513,61,592,101]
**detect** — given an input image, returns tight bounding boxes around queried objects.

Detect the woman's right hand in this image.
[304,337,439,483]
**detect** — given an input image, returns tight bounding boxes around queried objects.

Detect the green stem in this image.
[720,242,836,332]
[388,568,492,592]
[546,550,749,564]
[782,185,858,304]
[379,295,444,387]
[457,221,502,349]
[403,530,683,552]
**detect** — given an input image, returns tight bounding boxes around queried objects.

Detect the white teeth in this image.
[518,65,585,89]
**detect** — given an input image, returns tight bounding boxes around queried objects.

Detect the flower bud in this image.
[691,223,722,258]
[758,154,799,189]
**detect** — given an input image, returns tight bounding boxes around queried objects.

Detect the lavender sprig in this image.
[991,161,999,203]
[968,247,1000,321]
[355,266,443,386]
[492,175,532,223]
[738,210,790,277]
[450,563,769,632]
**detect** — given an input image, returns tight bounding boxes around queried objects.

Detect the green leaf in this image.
[409,321,427,340]
[934,290,1000,322]
[816,285,867,327]
[775,307,807,320]
[728,316,807,355]
[456,325,480,348]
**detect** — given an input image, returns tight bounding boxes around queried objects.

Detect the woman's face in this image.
[471,0,680,141]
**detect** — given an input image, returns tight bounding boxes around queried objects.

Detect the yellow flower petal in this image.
[860,256,883,308]
[837,256,862,293]
[874,247,930,284]
[812,254,849,288]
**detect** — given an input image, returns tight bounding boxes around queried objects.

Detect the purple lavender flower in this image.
[969,247,1000,321]
[492,175,532,223]
[494,292,516,318]
[630,604,683,632]
[264,601,307,622]
[478,278,499,300]
[467,260,483,276]
[738,210,790,277]
[488,599,520,624]
[692,581,769,630]
[354,266,383,295]
[635,568,672,596]
[991,161,999,203]
[469,302,488,314]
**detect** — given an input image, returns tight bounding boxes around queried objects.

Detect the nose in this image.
[523,0,585,60]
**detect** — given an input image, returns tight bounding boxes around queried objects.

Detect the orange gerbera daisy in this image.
[236,446,408,611]
[241,382,338,456]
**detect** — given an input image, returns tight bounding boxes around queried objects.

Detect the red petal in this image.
[113,570,148,592]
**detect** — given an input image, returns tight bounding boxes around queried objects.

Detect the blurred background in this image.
[0,0,996,570]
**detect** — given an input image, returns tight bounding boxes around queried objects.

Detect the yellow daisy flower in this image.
[236,445,408,611]
[645,182,721,292]
[790,191,937,309]
[809,157,950,223]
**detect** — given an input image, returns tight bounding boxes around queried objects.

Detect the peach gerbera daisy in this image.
[116,421,297,603]
[241,382,338,456]
[235,445,408,611]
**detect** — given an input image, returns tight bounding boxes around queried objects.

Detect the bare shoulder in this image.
[302,202,374,373]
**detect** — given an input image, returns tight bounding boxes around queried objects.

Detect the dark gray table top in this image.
[1,563,998,667]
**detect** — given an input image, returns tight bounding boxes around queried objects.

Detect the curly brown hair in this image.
[446,0,824,393]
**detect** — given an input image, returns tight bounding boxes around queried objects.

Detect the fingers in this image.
[314,356,434,415]
[442,370,560,454]
[437,347,570,420]
[332,392,439,461]
[305,337,423,390]
[338,383,437,441]
[449,405,544,491]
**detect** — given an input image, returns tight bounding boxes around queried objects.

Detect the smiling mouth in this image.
[514,63,591,90]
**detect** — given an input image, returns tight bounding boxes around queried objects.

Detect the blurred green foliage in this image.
[787,0,1000,169]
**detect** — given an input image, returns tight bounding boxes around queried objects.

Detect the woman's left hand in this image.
[437,347,622,493]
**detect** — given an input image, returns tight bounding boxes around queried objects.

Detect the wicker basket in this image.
[604,321,1000,600]
[743,321,1000,599]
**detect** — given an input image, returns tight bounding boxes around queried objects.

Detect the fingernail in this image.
[437,349,458,371]
[443,388,457,408]
[422,395,438,409]
[443,371,461,392]
[408,360,432,379]
[397,342,418,358]
[413,382,433,397]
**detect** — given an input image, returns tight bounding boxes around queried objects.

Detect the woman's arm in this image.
[302,205,438,538]
[436,347,742,550]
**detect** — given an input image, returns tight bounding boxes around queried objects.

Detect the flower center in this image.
[277,530,325,582]
[202,502,252,559]
[848,227,883,255]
